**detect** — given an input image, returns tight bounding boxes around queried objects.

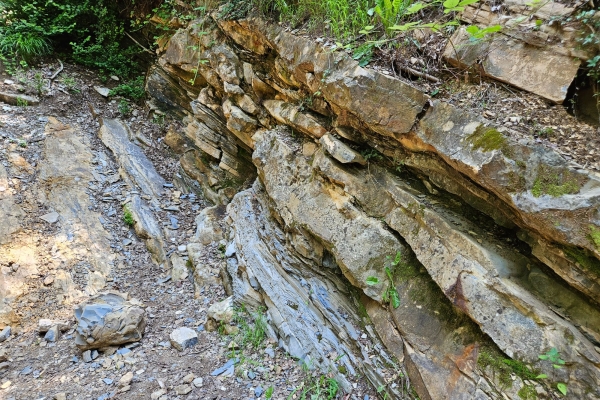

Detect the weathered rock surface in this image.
[227,183,401,393]
[99,118,166,200]
[149,13,600,400]
[0,92,39,106]
[207,296,234,323]
[169,327,198,351]
[0,164,24,244]
[38,117,115,296]
[74,293,146,350]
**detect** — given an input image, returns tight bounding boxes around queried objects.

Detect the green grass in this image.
[232,305,268,350]
[123,206,134,226]
[225,0,371,39]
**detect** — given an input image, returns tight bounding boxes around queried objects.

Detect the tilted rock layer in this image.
[148,14,600,399]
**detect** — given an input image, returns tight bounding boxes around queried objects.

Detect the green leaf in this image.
[538,355,548,360]
[405,2,427,14]
[389,289,400,308]
[552,364,562,369]
[444,6,464,13]
[393,251,402,265]
[366,276,380,285]
[388,21,420,31]
[466,25,480,34]
[458,0,479,6]
[443,0,460,8]
[557,383,567,396]
[535,374,548,379]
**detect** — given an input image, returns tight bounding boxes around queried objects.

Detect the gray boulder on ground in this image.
[74,292,146,350]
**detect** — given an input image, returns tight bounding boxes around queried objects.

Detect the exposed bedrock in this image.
[147,13,600,399]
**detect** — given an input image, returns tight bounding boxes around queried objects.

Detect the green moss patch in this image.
[531,165,583,198]
[478,347,538,389]
[518,384,538,400]
[562,246,600,277]
[468,125,507,152]
[589,225,600,250]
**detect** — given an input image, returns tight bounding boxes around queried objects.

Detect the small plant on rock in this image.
[122,206,134,227]
[117,99,131,116]
[537,348,568,396]
[366,251,402,309]
[16,97,28,107]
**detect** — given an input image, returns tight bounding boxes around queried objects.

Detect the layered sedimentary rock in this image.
[148,13,600,399]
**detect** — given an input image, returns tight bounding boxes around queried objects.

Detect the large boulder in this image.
[74,293,146,350]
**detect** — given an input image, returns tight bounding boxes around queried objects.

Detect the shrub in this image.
[0,0,142,77]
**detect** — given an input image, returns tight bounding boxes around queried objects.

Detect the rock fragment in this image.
[44,326,59,342]
[169,327,198,351]
[0,326,11,342]
[40,211,60,224]
[319,133,366,165]
[207,296,234,323]
[74,293,146,350]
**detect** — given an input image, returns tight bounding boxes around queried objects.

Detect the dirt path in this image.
[0,65,374,400]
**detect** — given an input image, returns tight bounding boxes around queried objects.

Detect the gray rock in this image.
[94,86,111,97]
[82,350,93,363]
[20,366,33,375]
[193,206,225,245]
[40,211,60,223]
[44,326,59,342]
[192,377,203,387]
[170,254,189,282]
[0,92,40,106]
[74,293,146,350]
[255,386,264,397]
[39,318,70,333]
[0,362,9,372]
[169,327,198,351]
[211,358,238,376]
[319,133,366,165]
[103,378,113,385]
[0,348,7,362]
[264,348,275,358]
[0,326,11,342]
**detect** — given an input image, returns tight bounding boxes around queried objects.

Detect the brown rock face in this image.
[148,13,600,400]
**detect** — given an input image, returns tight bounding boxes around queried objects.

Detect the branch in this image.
[125,31,154,55]
[50,59,63,80]
[400,66,441,83]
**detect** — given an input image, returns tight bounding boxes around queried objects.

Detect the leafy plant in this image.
[366,251,403,309]
[59,76,80,93]
[265,386,274,399]
[118,99,131,116]
[16,97,28,107]
[33,72,45,95]
[109,76,146,102]
[0,0,141,77]
[537,348,568,396]
[465,24,503,40]
[123,205,134,226]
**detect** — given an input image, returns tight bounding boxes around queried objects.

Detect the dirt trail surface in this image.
[0,66,377,400]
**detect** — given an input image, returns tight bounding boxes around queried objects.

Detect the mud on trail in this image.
[0,64,378,400]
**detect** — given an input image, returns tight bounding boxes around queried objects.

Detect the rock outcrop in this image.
[147,13,600,400]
